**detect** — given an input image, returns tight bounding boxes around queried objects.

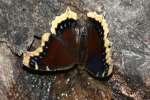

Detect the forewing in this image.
[23,8,78,71]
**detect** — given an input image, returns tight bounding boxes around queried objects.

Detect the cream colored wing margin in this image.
[23,33,50,67]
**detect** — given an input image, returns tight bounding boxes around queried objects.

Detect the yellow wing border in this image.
[23,33,50,67]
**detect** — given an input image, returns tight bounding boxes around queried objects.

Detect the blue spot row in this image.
[57,19,76,32]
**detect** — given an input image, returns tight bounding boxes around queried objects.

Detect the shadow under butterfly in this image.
[23,7,113,79]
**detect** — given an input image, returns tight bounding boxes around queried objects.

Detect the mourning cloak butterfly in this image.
[23,7,113,79]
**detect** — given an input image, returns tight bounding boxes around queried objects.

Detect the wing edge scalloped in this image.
[23,33,51,67]
[50,7,78,34]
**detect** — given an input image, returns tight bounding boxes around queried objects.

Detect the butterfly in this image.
[23,7,113,79]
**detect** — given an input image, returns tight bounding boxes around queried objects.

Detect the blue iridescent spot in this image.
[68,21,71,26]
[64,23,67,28]
[60,25,63,30]
[30,61,34,65]
[102,58,106,62]
[31,59,36,63]
[102,52,106,56]
[43,52,47,56]
[34,57,39,61]
[45,46,48,49]
[98,30,103,36]
[103,62,106,66]
[39,56,42,59]
[98,29,102,33]
[105,64,109,68]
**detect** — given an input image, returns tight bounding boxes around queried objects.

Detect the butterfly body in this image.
[23,8,113,79]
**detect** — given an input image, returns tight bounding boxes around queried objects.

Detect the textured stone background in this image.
[0,0,150,100]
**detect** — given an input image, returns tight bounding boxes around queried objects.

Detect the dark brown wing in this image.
[28,35,77,71]
[85,12,113,79]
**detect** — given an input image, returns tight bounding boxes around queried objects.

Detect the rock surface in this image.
[0,0,150,100]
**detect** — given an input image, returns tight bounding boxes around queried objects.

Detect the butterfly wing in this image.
[86,12,113,78]
[23,8,78,71]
